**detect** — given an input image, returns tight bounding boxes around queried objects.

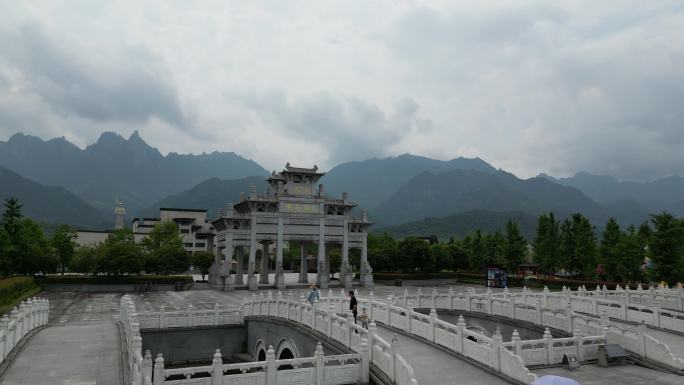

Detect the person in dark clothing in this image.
[349,290,357,323]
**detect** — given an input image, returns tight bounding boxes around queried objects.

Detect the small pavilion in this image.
[210,163,373,291]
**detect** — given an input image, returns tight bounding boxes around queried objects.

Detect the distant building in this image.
[114,201,126,229]
[132,208,215,253]
[76,206,215,254]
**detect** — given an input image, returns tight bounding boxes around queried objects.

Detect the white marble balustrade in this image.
[0,297,50,366]
[120,294,376,385]
[317,286,684,373]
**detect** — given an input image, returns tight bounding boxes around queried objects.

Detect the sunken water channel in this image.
[417,310,559,342]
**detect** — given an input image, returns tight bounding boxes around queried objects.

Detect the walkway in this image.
[533,364,683,385]
[373,324,509,385]
[0,292,123,385]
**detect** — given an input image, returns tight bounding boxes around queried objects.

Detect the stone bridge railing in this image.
[319,287,684,373]
[311,291,537,384]
[243,293,418,385]
[135,303,243,329]
[390,285,684,337]
[0,297,49,367]
[119,295,378,385]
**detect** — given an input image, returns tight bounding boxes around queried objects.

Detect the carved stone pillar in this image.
[340,219,352,289]
[235,246,244,285]
[260,241,271,285]
[316,217,328,288]
[247,215,258,290]
[275,218,285,290]
[299,242,308,284]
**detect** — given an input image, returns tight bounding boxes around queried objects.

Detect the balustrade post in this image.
[18,302,26,338]
[10,309,19,346]
[511,300,517,320]
[467,288,474,312]
[25,299,33,331]
[345,313,353,348]
[522,286,528,304]
[403,288,409,307]
[0,315,9,361]
[142,350,153,381]
[573,327,583,361]
[212,349,223,385]
[391,335,400,382]
[448,287,454,309]
[543,328,553,365]
[564,304,574,334]
[360,337,370,383]
[543,286,549,307]
[536,299,543,326]
[652,307,661,328]
[266,345,277,383]
[636,321,647,356]
[455,315,466,354]
[429,308,437,342]
[431,287,437,309]
[511,329,521,356]
[416,288,422,308]
[406,306,413,333]
[492,327,502,372]
[153,353,165,385]
[368,291,375,319]
[187,304,194,327]
[368,320,377,349]
[600,311,609,333]
[314,342,325,385]
[214,304,220,326]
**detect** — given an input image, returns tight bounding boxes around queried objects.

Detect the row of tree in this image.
[366,212,684,284]
[366,219,527,274]
[0,197,215,277]
[0,198,78,276]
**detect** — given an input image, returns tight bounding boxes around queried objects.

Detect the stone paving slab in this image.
[0,322,121,385]
[373,325,510,385]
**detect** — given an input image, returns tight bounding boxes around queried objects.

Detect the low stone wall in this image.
[40,283,192,292]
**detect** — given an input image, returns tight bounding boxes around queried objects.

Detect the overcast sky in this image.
[1,1,683,181]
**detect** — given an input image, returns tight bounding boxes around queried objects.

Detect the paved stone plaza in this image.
[1,280,683,385]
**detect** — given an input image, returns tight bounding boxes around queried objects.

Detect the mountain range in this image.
[0,165,109,229]
[1,131,683,237]
[0,132,267,214]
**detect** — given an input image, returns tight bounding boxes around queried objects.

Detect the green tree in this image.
[98,228,143,274]
[558,218,575,274]
[190,251,216,280]
[467,230,487,271]
[649,212,684,284]
[599,218,622,280]
[71,246,100,274]
[533,213,560,275]
[571,213,598,279]
[431,243,453,272]
[142,221,189,274]
[398,237,433,273]
[2,198,23,240]
[52,225,77,275]
[503,220,527,272]
[367,233,398,272]
[616,225,646,282]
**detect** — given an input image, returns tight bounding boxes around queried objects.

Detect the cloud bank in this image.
[0,1,683,180]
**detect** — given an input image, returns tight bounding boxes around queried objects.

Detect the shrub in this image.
[35,275,193,285]
[0,276,41,315]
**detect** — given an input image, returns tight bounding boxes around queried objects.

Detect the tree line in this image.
[0,198,214,277]
[367,212,684,284]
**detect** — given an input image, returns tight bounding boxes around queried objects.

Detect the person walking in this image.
[349,290,358,323]
[306,284,319,305]
[359,307,369,329]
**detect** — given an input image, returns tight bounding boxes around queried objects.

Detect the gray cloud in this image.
[0,22,187,128]
[0,2,683,181]
[237,90,427,165]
